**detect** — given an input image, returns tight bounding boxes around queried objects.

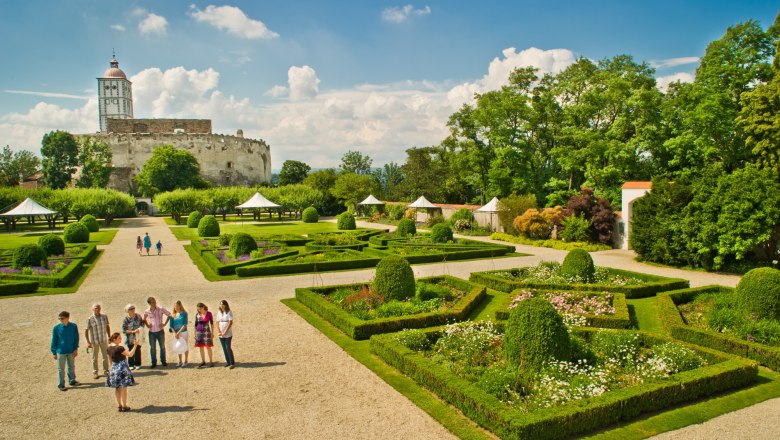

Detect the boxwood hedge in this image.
[0,258,85,287]
[202,249,299,275]
[0,280,40,296]
[236,250,381,277]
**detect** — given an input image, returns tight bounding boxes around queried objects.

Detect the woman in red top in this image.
[194,303,214,368]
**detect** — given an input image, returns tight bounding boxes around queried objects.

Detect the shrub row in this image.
[658,286,780,371]
[368,234,406,246]
[366,246,510,264]
[494,290,631,329]
[469,267,689,299]
[490,232,613,252]
[304,242,369,251]
[0,258,86,287]
[296,275,486,340]
[50,244,98,261]
[236,252,381,277]
[370,328,757,440]
[201,250,299,275]
[0,280,40,296]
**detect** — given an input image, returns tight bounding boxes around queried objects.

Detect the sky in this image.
[0,1,777,170]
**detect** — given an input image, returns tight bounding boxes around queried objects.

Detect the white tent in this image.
[0,197,58,230]
[407,196,438,209]
[236,192,282,209]
[476,197,501,232]
[358,194,384,206]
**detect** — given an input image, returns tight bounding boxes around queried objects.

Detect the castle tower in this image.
[98,53,133,132]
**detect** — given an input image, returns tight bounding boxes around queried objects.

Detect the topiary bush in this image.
[373,255,415,301]
[302,206,319,223]
[560,248,596,282]
[79,214,100,232]
[187,211,203,228]
[737,267,780,321]
[63,222,90,243]
[13,244,47,269]
[197,215,220,237]
[430,223,453,243]
[229,232,258,258]
[395,218,416,237]
[217,233,233,246]
[38,234,65,256]
[449,208,474,225]
[337,212,356,230]
[504,297,570,371]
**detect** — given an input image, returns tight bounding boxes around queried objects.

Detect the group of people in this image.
[136,232,162,256]
[50,296,236,412]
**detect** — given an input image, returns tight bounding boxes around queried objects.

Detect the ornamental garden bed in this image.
[236,249,382,277]
[494,289,630,329]
[370,324,757,440]
[0,258,85,287]
[295,275,486,340]
[0,280,40,296]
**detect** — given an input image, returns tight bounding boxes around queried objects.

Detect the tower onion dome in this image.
[103,55,127,79]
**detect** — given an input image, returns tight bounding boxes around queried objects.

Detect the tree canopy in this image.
[134,145,209,195]
[41,130,78,190]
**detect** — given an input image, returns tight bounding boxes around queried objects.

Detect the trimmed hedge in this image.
[430,223,453,243]
[470,267,689,299]
[187,211,203,228]
[302,206,319,223]
[304,242,368,251]
[202,249,299,275]
[0,258,85,287]
[560,249,595,282]
[229,232,258,257]
[79,214,100,232]
[38,234,65,256]
[370,327,758,440]
[296,275,486,340]
[373,255,415,301]
[236,250,381,277]
[736,268,780,321]
[364,246,512,264]
[495,289,631,329]
[396,218,416,237]
[12,244,47,269]
[197,215,220,237]
[0,280,40,296]
[63,222,90,243]
[337,212,356,230]
[658,286,780,371]
[505,297,570,370]
[48,244,98,262]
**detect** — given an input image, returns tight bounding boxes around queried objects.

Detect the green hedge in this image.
[296,275,486,340]
[658,286,780,371]
[0,280,39,296]
[236,251,381,277]
[368,234,406,246]
[49,244,98,262]
[470,267,689,299]
[201,250,299,275]
[490,232,613,251]
[304,242,369,251]
[0,258,85,287]
[494,290,630,329]
[370,328,757,440]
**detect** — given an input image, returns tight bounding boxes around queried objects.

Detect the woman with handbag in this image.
[170,301,189,367]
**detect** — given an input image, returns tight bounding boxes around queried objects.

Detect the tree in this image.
[76,136,112,188]
[134,145,209,196]
[303,168,341,215]
[278,160,311,185]
[40,130,78,189]
[331,173,379,211]
[339,150,373,175]
[374,162,404,200]
[400,147,447,201]
[0,146,40,186]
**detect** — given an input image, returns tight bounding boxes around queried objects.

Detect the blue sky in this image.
[1,1,777,168]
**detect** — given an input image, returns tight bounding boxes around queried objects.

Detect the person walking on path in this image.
[156,240,162,256]
[143,297,171,368]
[51,311,80,391]
[142,232,152,256]
[170,300,189,367]
[106,332,139,412]
[85,303,111,379]
[216,300,235,369]
[136,236,142,256]
[121,304,144,370]
[194,303,214,368]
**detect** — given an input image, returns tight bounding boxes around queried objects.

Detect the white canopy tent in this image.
[357,194,385,216]
[0,197,58,230]
[236,192,284,220]
[476,197,501,232]
[408,196,438,209]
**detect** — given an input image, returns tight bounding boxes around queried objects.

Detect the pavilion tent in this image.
[0,197,58,230]
[357,194,385,216]
[476,197,501,232]
[407,196,441,222]
[236,192,284,220]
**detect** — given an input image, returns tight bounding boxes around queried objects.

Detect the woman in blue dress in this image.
[106,332,139,412]
[142,232,152,256]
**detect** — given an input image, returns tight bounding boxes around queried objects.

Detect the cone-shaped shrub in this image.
[337,212,356,230]
[79,214,100,232]
[396,218,416,237]
[13,244,47,269]
[187,211,203,228]
[229,232,257,258]
[431,223,453,243]
[737,267,780,321]
[560,248,595,282]
[38,234,65,256]
[198,215,220,237]
[302,206,319,223]
[63,222,90,243]
[504,297,570,371]
[373,255,415,301]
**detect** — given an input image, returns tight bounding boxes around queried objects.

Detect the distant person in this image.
[85,303,111,379]
[51,311,80,391]
[136,236,142,256]
[121,304,144,370]
[156,240,162,256]
[143,233,152,256]
[143,296,171,368]
[194,302,214,368]
[216,300,235,369]
[170,300,189,367]
[106,332,139,412]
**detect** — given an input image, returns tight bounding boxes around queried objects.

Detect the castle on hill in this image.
[84,54,272,192]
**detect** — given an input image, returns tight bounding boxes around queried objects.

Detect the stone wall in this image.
[106,118,212,134]
[87,132,272,192]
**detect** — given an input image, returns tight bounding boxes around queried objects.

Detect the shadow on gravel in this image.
[131,370,168,377]
[235,361,286,369]
[135,405,203,414]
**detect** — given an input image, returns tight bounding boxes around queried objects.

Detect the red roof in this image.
[622,181,652,189]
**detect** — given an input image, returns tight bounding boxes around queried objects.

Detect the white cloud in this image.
[265,85,288,98]
[0,99,98,152]
[287,66,320,101]
[649,56,700,69]
[382,4,431,23]
[5,90,90,100]
[138,13,168,37]
[189,5,278,40]
[110,24,126,32]
[656,72,695,92]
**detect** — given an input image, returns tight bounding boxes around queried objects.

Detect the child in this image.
[155,240,162,256]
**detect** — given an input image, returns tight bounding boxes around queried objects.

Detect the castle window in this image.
[227,161,233,169]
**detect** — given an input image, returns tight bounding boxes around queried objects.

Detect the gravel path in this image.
[0,216,776,439]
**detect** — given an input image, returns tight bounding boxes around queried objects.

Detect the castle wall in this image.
[87,132,272,191]
[106,118,212,134]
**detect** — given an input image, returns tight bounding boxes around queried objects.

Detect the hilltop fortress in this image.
[83,55,271,192]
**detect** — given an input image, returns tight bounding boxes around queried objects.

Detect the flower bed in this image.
[494,289,630,329]
[295,275,486,340]
[305,232,369,251]
[658,286,780,370]
[365,244,511,264]
[0,258,85,287]
[200,241,293,276]
[236,249,382,277]
[371,325,758,440]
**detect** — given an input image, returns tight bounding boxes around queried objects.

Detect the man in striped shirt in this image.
[144,297,171,368]
[85,303,111,379]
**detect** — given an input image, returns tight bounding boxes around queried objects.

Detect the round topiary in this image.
[737,267,780,321]
[229,232,258,257]
[38,234,65,256]
[430,223,453,243]
[187,211,203,228]
[197,215,220,237]
[302,206,319,223]
[373,255,415,301]
[337,212,356,230]
[79,214,100,232]
[13,244,47,269]
[395,218,416,237]
[63,222,90,243]
[560,248,596,282]
[504,297,570,370]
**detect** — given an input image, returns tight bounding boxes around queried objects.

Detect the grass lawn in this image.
[627,296,661,333]
[0,229,118,249]
[170,221,373,241]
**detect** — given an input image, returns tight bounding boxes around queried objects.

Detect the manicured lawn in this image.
[0,229,118,249]
[169,221,348,241]
[627,296,661,332]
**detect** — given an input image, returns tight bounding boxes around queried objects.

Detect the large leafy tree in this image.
[400,147,448,201]
[134,145,209,195]
[374,161,404,200]
[339,150,373,175]
[278,160,311,185]
[303,168,341,214]
[76,136,112,188]
[0,146,40,186]
[40,130,78,189]
[331,172,379,211]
